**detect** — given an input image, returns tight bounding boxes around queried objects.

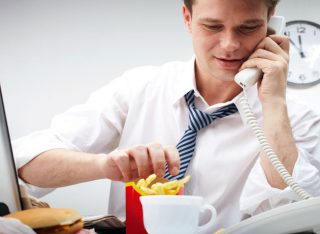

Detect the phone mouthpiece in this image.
[234,68,262,89]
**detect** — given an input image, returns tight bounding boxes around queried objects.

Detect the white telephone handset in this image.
[219,16,320,234]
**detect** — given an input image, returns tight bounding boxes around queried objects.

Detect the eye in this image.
[239,25,261,34]
[204,24,223,31]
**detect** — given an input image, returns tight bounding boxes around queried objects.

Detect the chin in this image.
[212,71,237,82]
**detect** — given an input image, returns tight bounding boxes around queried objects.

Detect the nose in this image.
[220,31,240,52]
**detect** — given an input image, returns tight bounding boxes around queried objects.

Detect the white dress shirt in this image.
[13,58,320,231]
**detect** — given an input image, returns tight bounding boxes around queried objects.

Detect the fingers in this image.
[268,34,290,54]
[106,150,134,181]
[241,48,287,71]
[106,143,181,182]
[240,57,288,79]
[240,35,289,72]
[147,143,166,177]
[128,144,180,178]
[113,152,131,180]
[254,35,289,61]
[256,35,289,54]
[127,145,150,178]
[246,48,281,65]
[164,145,180,176]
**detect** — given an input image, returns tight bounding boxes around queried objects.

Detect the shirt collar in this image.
[172,56,197,106]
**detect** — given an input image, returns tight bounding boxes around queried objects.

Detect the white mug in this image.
[140,195,216,234]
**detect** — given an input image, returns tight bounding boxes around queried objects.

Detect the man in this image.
[14,0,320,231]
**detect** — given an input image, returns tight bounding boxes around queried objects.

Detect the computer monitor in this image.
[0,85,23,215]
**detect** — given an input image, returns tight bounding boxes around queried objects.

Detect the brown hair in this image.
[183,0,280,15]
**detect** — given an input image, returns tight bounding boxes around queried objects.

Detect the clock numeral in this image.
[313,71,320,78]
[299,74,306,81]
[288,71,292,78]
[297,26,306,33]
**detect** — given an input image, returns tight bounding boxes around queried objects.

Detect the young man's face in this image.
[183,0,270,82]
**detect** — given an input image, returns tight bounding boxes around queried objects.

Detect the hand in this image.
[99,143,180,182]
[239,35,289,105]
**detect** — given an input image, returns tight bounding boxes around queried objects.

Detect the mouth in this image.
[215,57,244,70]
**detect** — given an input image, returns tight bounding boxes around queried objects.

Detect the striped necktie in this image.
[165,90,238,180]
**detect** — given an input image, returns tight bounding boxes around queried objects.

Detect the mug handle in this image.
[197,204,217,234]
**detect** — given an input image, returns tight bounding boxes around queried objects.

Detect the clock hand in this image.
[289,38,301,53]
[289,38,305,58]
[298,35,306,58]
[289,37,306,58]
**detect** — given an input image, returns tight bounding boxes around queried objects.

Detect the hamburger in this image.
[4,208,83,234]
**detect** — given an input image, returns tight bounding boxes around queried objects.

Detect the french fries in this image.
[135,174,190,195]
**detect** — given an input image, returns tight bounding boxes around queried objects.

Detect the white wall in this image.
[0,0,191,216]
[0,0,319,216]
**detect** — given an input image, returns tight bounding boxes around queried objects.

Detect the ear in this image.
[267,7,276,20]
[270,7,276,16]
[182,5,192,33]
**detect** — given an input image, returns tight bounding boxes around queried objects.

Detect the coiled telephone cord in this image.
[239,91,312,200]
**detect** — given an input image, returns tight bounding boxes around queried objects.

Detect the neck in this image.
[195,67,242,106]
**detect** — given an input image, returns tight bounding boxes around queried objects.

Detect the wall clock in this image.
[284,20,320,87]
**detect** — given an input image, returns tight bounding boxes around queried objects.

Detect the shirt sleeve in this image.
[12,73,131,197]
[240,101,320,217]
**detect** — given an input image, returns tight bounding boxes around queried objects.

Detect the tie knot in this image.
[185,90,238,131]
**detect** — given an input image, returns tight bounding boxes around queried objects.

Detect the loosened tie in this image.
[165,90,238,180]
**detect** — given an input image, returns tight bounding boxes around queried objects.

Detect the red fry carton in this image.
[125,177,184,234]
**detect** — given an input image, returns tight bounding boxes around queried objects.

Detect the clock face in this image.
[284,20,320,87]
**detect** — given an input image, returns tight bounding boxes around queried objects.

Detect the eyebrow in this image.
[198,18,222,23]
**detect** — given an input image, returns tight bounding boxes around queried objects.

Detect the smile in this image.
[215,57,244,70]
